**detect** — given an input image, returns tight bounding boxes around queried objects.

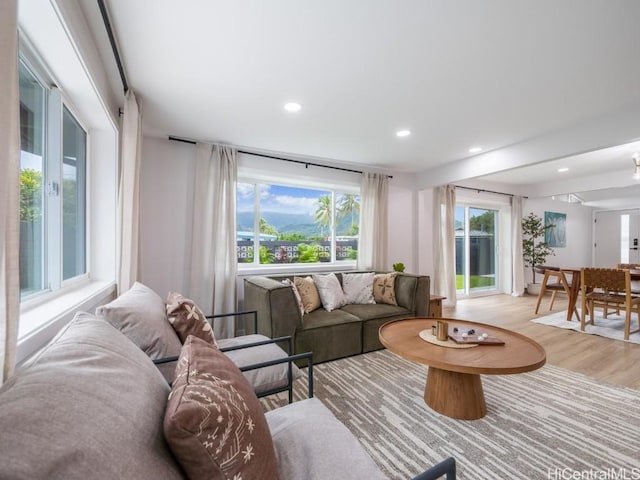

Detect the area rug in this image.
[261,349,640,480]
[531,309,640,344]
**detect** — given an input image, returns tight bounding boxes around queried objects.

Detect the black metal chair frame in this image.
[154,310,314,402]
[411,457,456,480]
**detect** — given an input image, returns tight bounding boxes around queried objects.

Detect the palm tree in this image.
[259,217,278,236]
[337,194,359,232]
[314,195,332,237]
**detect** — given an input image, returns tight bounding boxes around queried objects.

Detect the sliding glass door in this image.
[455,205,498,295]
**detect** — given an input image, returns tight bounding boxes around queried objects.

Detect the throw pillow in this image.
[164,335,279,480]
[293,276,321,313]
[282,279,305,316]
[165,292,217,347]
[312,273,347,312]
[95,282,182,360]
[342,272,376,304]
[373,272,398,305]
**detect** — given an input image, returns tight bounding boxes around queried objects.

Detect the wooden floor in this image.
[442,293,640,390]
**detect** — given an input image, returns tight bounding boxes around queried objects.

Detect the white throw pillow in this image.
[312,273,347,312]
[342,272,376,304]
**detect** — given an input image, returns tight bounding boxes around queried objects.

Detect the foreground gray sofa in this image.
[244,271,430,364]
[0,312,454,480]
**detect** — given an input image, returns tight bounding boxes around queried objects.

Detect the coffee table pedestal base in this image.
[424,367,487,420]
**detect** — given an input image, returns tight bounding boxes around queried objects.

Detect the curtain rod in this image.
[454,184,526,198]
[98,0,128,94]
[168,136,393,178]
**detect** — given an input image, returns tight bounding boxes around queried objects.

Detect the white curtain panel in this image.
[0,0,20,383]
[358,173,389,271]
[189,144,237,339]
[511,195,526,296]
[433,185,457,307]
[117,90,143,294]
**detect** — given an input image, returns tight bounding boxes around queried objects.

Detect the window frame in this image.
[236,177,360,271]
[18,47,90,308]
[454,191,512,298]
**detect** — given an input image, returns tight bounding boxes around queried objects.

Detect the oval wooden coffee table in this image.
[379,318,546,420]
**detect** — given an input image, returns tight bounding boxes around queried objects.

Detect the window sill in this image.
[17,280,116,365]
[237,261,358,276]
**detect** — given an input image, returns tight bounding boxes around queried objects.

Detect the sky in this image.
[237,183,330,215]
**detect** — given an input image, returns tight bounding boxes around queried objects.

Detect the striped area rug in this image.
[262,349,640,480]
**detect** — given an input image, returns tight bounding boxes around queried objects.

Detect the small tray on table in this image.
[448,331,505,345]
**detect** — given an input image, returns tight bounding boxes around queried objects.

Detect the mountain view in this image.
[237,211,358,237]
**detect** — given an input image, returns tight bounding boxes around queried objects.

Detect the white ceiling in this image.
[81,0,640,206]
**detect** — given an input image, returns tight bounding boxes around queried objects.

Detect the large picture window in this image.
[18,56,87,300]
[237,182,359,266]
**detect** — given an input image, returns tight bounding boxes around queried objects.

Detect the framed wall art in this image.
[544,211,566,248]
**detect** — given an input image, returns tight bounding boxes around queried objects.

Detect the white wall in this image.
[139,137,195,298]
[418,188,436,284]
[522,197,594,284]
[387,174,419,273]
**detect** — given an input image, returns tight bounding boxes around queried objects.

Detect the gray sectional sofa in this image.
[0,312,455,480]
[244,271,431,364]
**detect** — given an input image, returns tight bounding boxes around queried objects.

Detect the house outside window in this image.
[18,56,87,300]
[236,182,359,266]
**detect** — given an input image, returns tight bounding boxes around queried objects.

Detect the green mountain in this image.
[237,211,358,237]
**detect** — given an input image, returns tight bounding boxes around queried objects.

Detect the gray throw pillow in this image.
[95,282,182,360]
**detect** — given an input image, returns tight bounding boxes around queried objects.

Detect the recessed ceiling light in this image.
[469,146,483,154]
[396,130,411,137]
[558,167,569,173]
[284,102,301,112]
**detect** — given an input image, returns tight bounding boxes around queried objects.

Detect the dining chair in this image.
[580,268,640,340]
[617,263,640,294]
[534,266,571,314]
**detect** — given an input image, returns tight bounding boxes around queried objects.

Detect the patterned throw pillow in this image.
[293,276,321,313]
[165,292,217,347]
[282,279,305,316]
[312,273,347,312]
[342,272,376,305]
[164,335,279,480]
[373,272,398,305]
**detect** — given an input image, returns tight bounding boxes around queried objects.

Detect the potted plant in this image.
[522,212,555,292]
[392,262,405,273]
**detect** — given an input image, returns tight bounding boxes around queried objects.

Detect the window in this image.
[18,56,87,300]
[237,182,359,266]
[62,107,87,280]
[18,60,45,297]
